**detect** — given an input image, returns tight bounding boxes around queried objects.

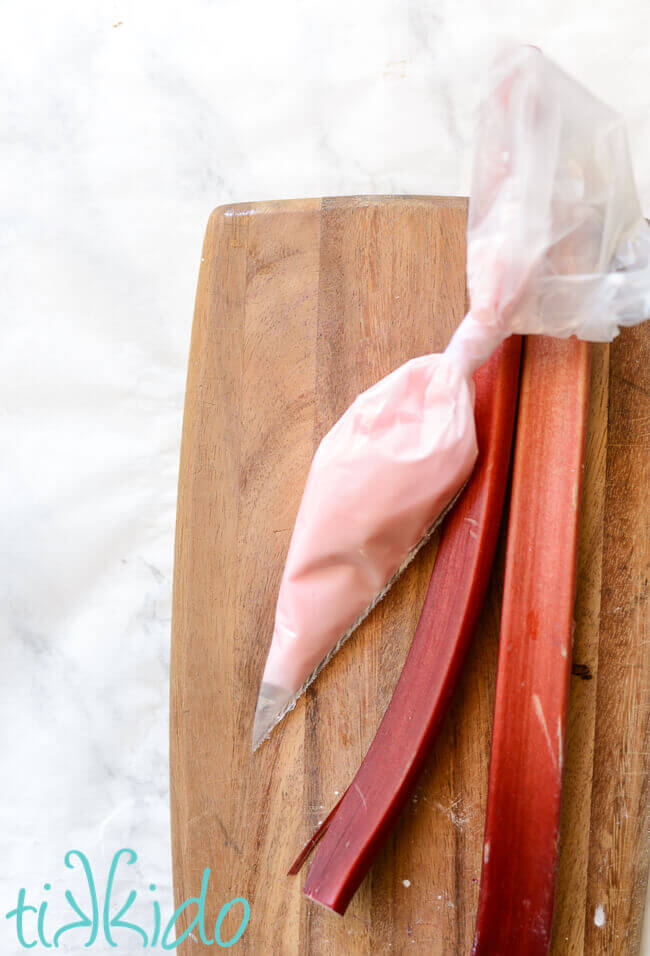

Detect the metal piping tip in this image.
[252,682,294,752]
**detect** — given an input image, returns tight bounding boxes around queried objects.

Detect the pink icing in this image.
[262,351,479,693]
[254,46,650,747]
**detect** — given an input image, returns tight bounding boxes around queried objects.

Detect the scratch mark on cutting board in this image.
[433,796,474,830]
[188,809,240,853]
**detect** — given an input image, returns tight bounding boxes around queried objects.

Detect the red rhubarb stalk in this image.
[291,335,522,913]
[472,336,590,954]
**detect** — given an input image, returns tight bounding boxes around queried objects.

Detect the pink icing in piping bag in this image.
[253,46,650,750]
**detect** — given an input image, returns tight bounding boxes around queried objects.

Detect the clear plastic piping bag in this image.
[253,45,650,750]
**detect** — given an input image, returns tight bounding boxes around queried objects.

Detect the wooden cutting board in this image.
[170,197,649,954]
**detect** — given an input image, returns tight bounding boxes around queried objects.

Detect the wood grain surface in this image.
[170,196,649,954]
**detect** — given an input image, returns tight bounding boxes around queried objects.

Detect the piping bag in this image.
[253,45,650,750]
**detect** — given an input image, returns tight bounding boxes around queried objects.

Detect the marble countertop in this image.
[1,2,648,952]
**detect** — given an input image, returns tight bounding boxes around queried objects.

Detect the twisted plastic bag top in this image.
[448,44,650,380]
[253,46,650,750]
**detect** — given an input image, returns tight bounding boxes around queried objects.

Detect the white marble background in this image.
[1,1,648,952]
